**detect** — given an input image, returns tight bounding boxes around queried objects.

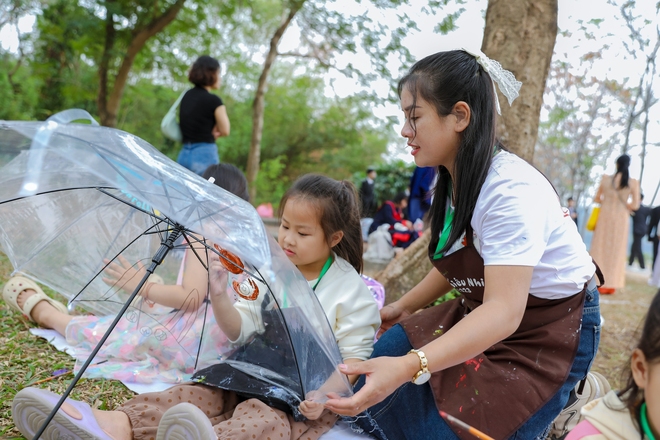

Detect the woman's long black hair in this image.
[397,50,499,255]
[615,154,631,189]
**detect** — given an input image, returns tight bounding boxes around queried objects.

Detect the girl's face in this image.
[278,198,333,279]
[632,349,660,437]
[400,88,463,170]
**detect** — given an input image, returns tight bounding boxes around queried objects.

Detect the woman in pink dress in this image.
[589,154,640,293]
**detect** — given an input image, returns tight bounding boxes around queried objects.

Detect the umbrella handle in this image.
[18,109,100,197]
[46,109,100,126]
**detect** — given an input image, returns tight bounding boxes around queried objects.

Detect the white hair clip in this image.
[462,48,522,115]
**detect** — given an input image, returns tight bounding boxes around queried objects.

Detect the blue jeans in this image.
[349,284,601,440]
[177,142,219,175]
[408,197,429,224]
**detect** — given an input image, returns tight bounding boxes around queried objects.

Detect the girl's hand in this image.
[377,301,410,338]
[299,393,325,420]
[208,252,229,300]
[324,357,413,416]
[102,255,146,294]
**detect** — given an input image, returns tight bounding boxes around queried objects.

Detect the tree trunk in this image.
[97,0,186,127]
[481,0,558,162]
[246,4,303,202]
[374,230,432,304]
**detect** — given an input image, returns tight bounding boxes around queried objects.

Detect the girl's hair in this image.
[397,50,498,255]
[188,55,220,87]
[202,163,249,202]
[619,289,660,414]
[614,154,631,189]
[278,174,363,273]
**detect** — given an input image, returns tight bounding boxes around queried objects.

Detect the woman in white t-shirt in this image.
[325,49,601,440]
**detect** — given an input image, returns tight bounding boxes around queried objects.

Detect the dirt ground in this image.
[587,268,657,389]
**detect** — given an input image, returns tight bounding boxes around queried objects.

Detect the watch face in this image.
[413,371,432,385]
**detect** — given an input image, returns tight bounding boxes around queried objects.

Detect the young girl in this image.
[2,163,249,384]
[12,174,381,440]
[567,289,660,440]
[324,49,601,440]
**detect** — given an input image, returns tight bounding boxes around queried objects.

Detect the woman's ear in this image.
[631,348,649,390]
[329,231,344,248]
[452,101,471,133]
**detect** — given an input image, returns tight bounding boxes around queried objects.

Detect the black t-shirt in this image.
[179,86,224,144]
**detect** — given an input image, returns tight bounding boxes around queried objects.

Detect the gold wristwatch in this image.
[408,349,431,385]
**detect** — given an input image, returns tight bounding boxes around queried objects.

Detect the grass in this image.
[589,271,658,390]
[0,252,134,439]
[0,250,656,438]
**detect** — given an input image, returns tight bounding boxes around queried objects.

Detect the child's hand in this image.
[299,397,325,420]
[208,252,229,300]
[102,255,147,294]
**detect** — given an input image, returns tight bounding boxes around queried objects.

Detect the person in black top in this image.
[359,168,377,218]
[649,204,660,269]
[629,193,651,269]
[177,55,230,175]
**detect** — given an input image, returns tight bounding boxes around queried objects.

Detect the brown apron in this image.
[401,228,588,440]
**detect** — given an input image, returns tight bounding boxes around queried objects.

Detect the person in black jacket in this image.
[648,204,660,269]
[629,194,651,269]
[368,192,419,249]
[359,168,377,218]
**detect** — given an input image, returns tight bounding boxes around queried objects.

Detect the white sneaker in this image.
[547,372,611,440]
[156,403,216,440]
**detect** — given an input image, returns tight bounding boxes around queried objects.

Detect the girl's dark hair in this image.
[278,174,363,273]
[619,289,660,415]
[615,154,631,189]
[188,55,220,87]
[202,163,249,201]
[393,192,408,205]
[397,50,498,255]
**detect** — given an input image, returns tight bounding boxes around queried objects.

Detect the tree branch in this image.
[102,0,187,126]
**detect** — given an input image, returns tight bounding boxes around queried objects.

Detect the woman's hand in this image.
[324,356,414,416]
[102,255,146,294]
[377,301,411,338]
[212,125,221,139]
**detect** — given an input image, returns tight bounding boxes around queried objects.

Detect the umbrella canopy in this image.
[0,112,352,419]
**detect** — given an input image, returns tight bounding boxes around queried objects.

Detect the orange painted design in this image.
[232,278,260,301]
[213,243,244,274]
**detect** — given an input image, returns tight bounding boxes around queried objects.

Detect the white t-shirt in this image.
[445,151,595,299]
[232,255,381,361]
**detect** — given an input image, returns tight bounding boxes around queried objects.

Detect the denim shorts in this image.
[176,142,219,175]
[348,281,601,440]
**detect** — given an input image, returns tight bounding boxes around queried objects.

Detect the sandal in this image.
[12,387,113,440]
[2,276,69,322]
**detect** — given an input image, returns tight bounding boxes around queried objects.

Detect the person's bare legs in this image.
[16,289,73,336]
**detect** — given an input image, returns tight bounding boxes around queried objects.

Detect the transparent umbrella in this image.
[0,110,352,438]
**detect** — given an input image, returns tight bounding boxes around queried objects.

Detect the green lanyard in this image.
[641,403,656,440]
[433,205,454,260]
[312,256,333,291]
[433,183,455,261]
